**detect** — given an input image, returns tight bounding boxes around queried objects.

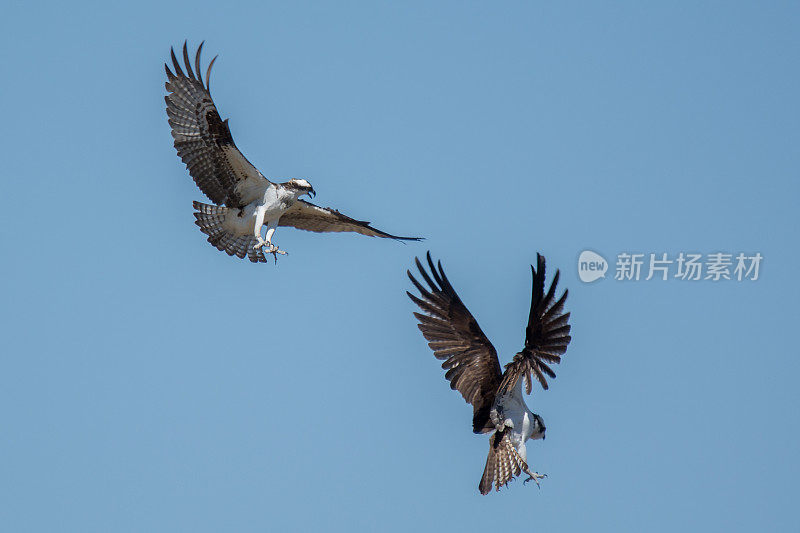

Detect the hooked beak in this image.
[308,188,316,199]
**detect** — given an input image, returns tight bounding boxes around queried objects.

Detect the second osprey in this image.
[165,42,420,262]
[407,252,572,494]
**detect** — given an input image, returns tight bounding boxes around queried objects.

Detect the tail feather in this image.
[479,445,497,495]
[247,243,268,263]
[478,432,526,495]
[192,201,268,263]
[219,233,235,256]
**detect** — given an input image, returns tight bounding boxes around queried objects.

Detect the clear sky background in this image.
[1,1,798,531]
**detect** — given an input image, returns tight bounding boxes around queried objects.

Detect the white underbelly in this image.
[518,411,533,441]
[497,393,534,446]
[220,202,288,237]
[221,206,259,236]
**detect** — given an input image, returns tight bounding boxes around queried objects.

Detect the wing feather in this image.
[165,41,268,207]
[407,252,502,433]
[278,200,421,240]
[498,253,572,396]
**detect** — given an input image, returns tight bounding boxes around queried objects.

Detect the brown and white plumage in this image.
[497,257,571,397]
[407,252,572,494]
[406,254,502,434]
[278,200,415,239]
[165,41,421,262]
[165,42,264,209]
[479,432,528,495]
[192,201,270,263]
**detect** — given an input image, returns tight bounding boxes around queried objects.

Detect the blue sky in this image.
[1,1,798,531]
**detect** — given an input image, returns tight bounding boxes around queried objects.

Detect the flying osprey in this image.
[165,42,421,262]
[407,252,572,494]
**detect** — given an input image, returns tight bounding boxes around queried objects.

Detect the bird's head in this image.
[286,178,316,199]
[531,414,546,441]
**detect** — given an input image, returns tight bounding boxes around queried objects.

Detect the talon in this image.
[265,244,288,263]
[523,472,546,488]
[253,238,271,250]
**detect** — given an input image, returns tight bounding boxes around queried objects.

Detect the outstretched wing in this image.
[279,200,422,241]
[165,41,268,208]
[407,252,502,433]
[498,253,571,396]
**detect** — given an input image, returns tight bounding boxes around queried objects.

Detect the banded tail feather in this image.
[478,433,526,495]
[192,201,268,263]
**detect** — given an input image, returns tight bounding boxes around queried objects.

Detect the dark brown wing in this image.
[165,41,268,208]
[498,253,571,396]
[407,252,502,433]
[279,200,422,240]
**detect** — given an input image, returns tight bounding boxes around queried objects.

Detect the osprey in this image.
[407,252,572,494]
[165,42,421,262]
